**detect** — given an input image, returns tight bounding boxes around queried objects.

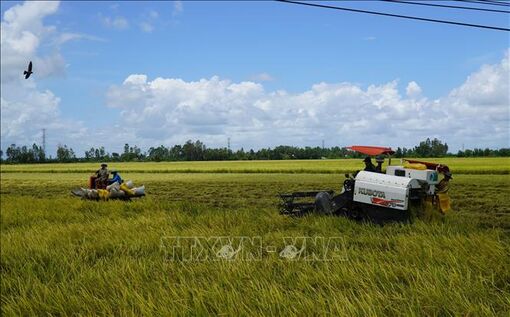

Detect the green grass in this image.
[1,165,510,315]
[1,157,509,174]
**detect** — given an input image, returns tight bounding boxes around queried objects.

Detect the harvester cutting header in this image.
[280,145,452,223]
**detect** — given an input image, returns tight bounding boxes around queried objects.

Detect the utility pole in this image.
[227,137,231,152]
[42,128,46,156]
[322,139,325,150]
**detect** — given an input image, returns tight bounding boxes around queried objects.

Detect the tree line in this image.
[1,138,509,164]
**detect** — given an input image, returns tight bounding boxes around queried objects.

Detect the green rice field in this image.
[1,159,510,315]
[1,157,509,174]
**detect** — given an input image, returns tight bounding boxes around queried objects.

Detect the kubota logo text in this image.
[358,187,386,198]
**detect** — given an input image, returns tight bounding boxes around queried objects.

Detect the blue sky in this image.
[1,1,509,156]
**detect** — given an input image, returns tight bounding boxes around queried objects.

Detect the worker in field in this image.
[436,171,452,193]
[375,156,384,173]
[363,156,377,172]
[108,170,123,185]
[95,163,109,189]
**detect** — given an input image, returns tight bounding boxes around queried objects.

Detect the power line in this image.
[277,0,510,31]
[384,0,510,13]
[477,0,510,5]
[320,0,509,3]
[332,0,510,5]
[456,0,510,7]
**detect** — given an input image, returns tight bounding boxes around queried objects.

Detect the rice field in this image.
[1,159,510,315]
[1,157,509,174]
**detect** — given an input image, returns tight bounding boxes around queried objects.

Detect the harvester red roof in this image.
[347,146,395,156]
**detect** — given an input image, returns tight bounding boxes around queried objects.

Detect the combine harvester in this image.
[279,145,452,223]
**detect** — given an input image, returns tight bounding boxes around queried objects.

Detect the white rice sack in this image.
[109,188,126,198]
[125,180,134,189]
[81,188,92,198]
[86,189,99,199]
[107,182,120,191]
[133,185,145,196]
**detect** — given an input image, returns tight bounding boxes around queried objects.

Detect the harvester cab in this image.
[279,145,452,223]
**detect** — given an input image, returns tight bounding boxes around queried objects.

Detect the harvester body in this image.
[353,171,419,211]
[279,146,451,222]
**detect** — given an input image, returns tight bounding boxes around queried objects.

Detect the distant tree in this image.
[3,139,509,163]
[111,152,120,161]
[235,148,246,160]
[181,140,205,161]
[4,143,45,163]
[84,148,95,161]
[413,138,448,157]
[32,143,45,162]
[6,145,15,162]
[6,144,19,162]
[56,144,76,162]
[497,148,510,156]
[148,145,168,162]
[167,144,181,160]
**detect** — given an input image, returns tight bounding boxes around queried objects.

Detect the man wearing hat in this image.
[108,170,123,185]
[375,155,385,173]
[95,163,109,189]
[363,156,377,172]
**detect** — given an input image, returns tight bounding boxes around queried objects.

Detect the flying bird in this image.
[24,61,33,79]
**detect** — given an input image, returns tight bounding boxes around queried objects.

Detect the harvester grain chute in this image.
[279,145,452,223]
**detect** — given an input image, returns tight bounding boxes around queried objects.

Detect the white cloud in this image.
[100,15,129,30]
[250,73,274,82]
[55,32,106,45]
[438,51,510,148]
[139,9,159,33]
[123,74,148,85]
[1,1,88,154]
[448,51,509,108]
[1,1,59,35]
[149,10,159,19]
[173,1,183,17]
[406,81,422,98]
[1,1,62,82]
[1,2,507,154]
[104,53,509,151]
[0,85,87,148]
[139,22,154,33]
